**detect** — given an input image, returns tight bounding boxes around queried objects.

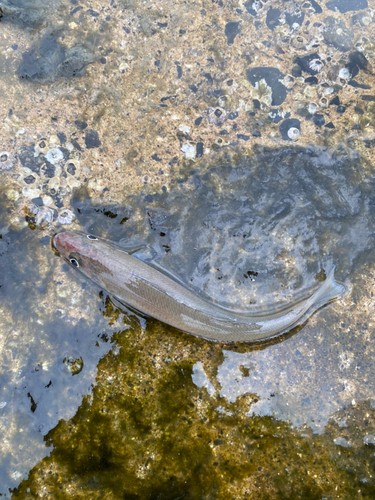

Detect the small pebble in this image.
[308,103,318,114]
[181,143,196,158]
[41,194,54,206]
[49,135,59,145]
[329,96,340,106]
[6,189,19,201]
[313,114,325,127]
[179,124,191,134]
[363,434,375,445]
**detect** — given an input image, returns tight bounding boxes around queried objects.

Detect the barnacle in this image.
[0,151,14,170]
[58,209,75,225]
[287,127,300,140]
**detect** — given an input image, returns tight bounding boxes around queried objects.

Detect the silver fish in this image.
[52,231,346,343]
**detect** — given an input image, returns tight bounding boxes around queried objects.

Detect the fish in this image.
[52,231,347,343]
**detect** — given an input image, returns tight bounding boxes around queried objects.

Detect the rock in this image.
[0,0,60,27]
[246,67,288,105]
[326,0,368,14]
[266,8,281,31]
[85,129,101,149]
[323,17,353,52]
[17,31,95,83]
[225,21,241,45]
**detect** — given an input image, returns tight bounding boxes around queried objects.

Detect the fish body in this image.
[52,231,346,342]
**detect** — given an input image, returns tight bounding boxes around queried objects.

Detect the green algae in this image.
[8,301,375,500]
[9,298,375,499]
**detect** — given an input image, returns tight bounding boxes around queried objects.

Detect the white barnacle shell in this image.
[64,159,81,177]
[34,140,48,156]
[58,209,75,225]
[339,67,350,80]
[45,147,64,165]
[282,75,295,90]
[30,206,55,227]
[292,35,307,49]
[0,151,14,170]
[309,58,323,73]
[308,103,318,114]
[207,107,227,125]
[254,78,273,107]
[287,127,300,141]
[320,96,328,108]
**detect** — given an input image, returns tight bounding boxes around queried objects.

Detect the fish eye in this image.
[69,258,79,267]
[87,234,97,240]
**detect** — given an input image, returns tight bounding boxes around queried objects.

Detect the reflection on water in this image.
[1,0,375,497]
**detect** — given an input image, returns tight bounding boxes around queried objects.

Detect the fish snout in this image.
[52,231,77,257]
[51,233,62,255]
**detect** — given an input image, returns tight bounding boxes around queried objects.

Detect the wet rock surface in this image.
[17,31,96,83]
[70,146,373,309]
[0,0,63,27]
[1,0,375,497]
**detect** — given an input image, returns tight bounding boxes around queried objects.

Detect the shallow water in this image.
[1,0,375,498]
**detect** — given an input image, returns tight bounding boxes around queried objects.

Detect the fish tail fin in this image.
[309,266,348,311]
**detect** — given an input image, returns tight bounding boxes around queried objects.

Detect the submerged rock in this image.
[0,0,61,27]
[247,67,288,106]
[326,0,368,14]
[323,17,353,52]
[17,31,95,83]
[225,21,241,45]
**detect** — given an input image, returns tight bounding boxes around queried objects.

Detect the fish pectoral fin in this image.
[127,244,148,255]
[118,240,149,255]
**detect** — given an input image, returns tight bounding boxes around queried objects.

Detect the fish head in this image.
[52,231,109,282]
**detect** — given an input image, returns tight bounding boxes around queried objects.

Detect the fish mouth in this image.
[51,231,76,257]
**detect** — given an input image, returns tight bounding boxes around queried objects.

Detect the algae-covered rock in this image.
[10,317,375,499]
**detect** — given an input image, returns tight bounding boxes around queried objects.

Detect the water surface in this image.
[1,0,375,498]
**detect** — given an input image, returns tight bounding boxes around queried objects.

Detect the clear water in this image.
[1,0,375,498]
